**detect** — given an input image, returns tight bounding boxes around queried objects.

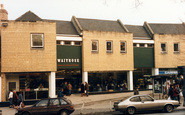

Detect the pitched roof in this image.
[16,11,42,22]
[76,18,127,33]
[56,21,78,35]
[148,23,185,35]
[125,25,151,38]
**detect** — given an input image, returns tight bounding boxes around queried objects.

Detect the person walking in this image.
[176,84,181,103]
[8,90,13,108]
[85,82,89,97]
[18,92,24,109]
[134,86,139,95]
[13,90,18,110]
[81,83,85,97]
[168,85,174,100]
[58,88,64,98]
[173,85,179,101]
[67,82,72,96]
[63,82,68,95]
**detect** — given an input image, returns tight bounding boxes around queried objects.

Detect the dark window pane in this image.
[130,97,140,102]
[75,41,81,46]
[174,43,179,52]
[107,41,112,51]
[50,99,60,106]
[120,42,126,52]
[36,100,48,107]
[161,44,166,52]
[92,41,98,51]
[65,41,71,45]
[60,99,67,105]
[140,44,145,47]
[32,34,43,47]
[148,44,154,48]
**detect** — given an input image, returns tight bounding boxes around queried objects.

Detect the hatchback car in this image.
[15,97,74,115]
[113,95,180,115]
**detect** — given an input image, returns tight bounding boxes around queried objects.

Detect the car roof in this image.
[129,95,151,98]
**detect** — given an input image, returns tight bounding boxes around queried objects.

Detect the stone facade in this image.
[1,21,57,72]
[82,31,133,72]
[154,34,185,68]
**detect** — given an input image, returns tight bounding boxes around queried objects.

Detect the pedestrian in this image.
[81,83,85,97]
[176,84,181,103]
[58,88,64,98]
[134,86,139,95]
[168,85,174,100]
[173,85,179,101]
[18,91,24,109]
[8,90,13,108]
[85,82,89,97]
[67,82,72,96]
[63,82,68,95]
[13,90,18,110]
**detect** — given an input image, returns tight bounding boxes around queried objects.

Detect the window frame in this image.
[31,33,44,48]
[106,41,113,53]
[120,41,126,53]
[173,43,180,53]
[91,40,99,52]
[161,43,167,53]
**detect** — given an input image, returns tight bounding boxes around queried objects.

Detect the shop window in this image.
[31,33,44,48]
[64,41,71,45]
[174,43,179,53]
[120,41,126,53]
[75,41,81,46]
[106,41,113,53]
[161,43,167,53]
[148,44,154,48]
[92,40,98,52]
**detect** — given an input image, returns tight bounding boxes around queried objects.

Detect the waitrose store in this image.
[57,45,82,93]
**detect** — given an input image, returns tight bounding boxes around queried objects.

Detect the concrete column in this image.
[49,72,56,98]
[0,76,1,102]
[82,71,88,84]
[127,71,133,91]
[152,68,159,75]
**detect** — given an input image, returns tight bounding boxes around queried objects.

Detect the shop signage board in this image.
[159,71,178,75]
[57,45,82,69]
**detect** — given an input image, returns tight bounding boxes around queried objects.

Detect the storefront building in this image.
[72,17,134,92]
[0,11,57,101]
[125,24,155,89]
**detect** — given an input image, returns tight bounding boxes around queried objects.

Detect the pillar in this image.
[127,70,133,90]
[49,72,56,98]
[82,71,88,84]
[152,68,159,75]
[0,76,1,102]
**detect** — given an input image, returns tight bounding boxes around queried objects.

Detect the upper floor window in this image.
[120,41,126,53]
[140,43,145,47]
[161,43,167,53]
[106,41,113,53]
[174,43,179,53]
[64,41,71,45]
[92,40,98,52]
[148,44,154,48]
[75,41,81,46]
[31,33,44,48]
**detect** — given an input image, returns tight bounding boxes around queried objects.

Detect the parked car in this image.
[15,97,74,115]
[113,95,180,115]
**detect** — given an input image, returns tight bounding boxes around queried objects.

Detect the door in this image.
[31,99,49,115]
[47,98,61,114]
[9,82,16,91]
[129,96,143,110]
[140,96,160,110]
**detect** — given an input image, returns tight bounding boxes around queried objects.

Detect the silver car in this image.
[113,95,180,115]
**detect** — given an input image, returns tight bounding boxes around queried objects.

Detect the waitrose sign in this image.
[57,45,82,69]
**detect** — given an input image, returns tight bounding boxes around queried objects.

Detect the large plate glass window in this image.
[106,41,113,53]
[31,33,44,48]
[92,40,98,52]
[174,43,179,53]
[161,43,167,53]
[120,41,126,53]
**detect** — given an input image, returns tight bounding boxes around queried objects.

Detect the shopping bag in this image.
[180,92,183,97]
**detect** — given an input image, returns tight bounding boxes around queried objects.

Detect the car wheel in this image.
[60,110,68,115]
[165,105,174,113]
[22,112,30,115]
[126,107,136,115]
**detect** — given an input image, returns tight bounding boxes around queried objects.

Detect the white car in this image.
[113,95,180,115]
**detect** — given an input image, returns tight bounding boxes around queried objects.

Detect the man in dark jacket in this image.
[58,88,64,98]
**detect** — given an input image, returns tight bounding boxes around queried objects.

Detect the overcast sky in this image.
[2,0,185,25]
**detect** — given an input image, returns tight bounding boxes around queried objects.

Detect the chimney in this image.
[1,4,4,9]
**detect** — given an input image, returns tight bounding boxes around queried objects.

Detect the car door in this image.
[129,96,143,111]
[139,96,160,111]
[47,98,61,115]
[31,99,49,115]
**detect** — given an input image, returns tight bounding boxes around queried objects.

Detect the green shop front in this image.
[57,45,82,93]
[133,47,154,90]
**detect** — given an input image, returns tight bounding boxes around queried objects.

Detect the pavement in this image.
[0,90,185,115]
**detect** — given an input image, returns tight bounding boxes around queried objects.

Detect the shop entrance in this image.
[56,69,82,94]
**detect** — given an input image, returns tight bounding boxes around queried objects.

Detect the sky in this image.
[1,0,185,25]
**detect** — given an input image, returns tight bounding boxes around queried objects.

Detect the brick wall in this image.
[154,34,185,68]
[82,31,134,72]
[1,21,57,72]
